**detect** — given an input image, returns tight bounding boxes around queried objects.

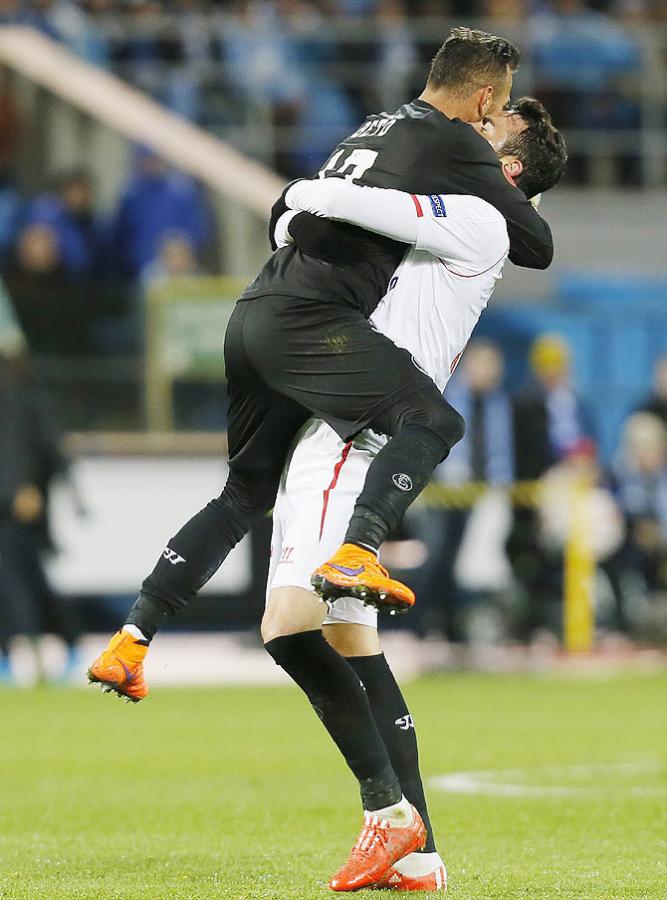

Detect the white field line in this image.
[429,761,664,798]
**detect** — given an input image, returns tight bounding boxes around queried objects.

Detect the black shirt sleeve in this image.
[446,125,553,270]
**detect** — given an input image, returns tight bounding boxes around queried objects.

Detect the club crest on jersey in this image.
[392,473,413,492]
[428,194,447,218]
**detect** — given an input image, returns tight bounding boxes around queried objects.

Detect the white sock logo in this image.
[163,547,186,565]
[395,714,414,731]
[392,473,413,492]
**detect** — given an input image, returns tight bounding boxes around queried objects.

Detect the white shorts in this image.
[267,419,381,628]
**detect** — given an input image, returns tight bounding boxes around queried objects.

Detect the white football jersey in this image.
[370,193,508,394]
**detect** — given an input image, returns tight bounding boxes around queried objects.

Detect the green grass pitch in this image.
[0,671,665,899]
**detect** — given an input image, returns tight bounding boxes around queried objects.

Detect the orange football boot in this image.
[311,543,415,613]
[329,806,426,892]
[87,630,148,702]
[373,854,447,892]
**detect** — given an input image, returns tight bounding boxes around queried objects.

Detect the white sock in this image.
[365,795,413,827]
[122,624,148,642]
[393,851,444,877]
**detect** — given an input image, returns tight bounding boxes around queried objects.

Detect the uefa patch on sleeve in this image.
[428,194,447,217]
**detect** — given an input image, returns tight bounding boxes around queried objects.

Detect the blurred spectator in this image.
[0,350,81,683]
[2,223,91,355]
[410,340,515,642]
[110,147,211,280]
[509,334,593,639]
[612,412,667,595]
[513,334,592,480]
[538,437,626,632]
[142,232,201,287]
[23,169,106,279]
[637,353,667,429]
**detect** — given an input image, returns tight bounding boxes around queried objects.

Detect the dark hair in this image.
[500,97,568,198]
[428,27,520,94]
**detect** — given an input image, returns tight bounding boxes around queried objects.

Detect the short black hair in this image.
[500,97,568,198]
[428,27,520,94]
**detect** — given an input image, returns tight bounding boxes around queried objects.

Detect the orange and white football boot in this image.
[87,630,148,702]
[329,804,426,892]
[311,543,415,614]
[372,851,447,891]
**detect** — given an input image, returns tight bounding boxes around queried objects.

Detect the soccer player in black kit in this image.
[90,27,556,890]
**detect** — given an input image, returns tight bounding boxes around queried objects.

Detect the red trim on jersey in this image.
[319,441,353,540]
[411,194,424,218]
[450,350,463,375]
[438,244,510,279]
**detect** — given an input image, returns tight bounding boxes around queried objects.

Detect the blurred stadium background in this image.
[2,5,667,900]
[1,1,667,681]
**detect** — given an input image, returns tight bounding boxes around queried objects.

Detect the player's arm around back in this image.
[450,126,553,270]
[284,179,509,274]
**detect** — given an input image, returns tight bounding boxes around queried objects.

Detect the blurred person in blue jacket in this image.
[410,340,515,642]
[23,169,106,279]
[110,146,211,280]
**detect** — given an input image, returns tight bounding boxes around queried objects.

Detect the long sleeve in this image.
[285,179,508,273]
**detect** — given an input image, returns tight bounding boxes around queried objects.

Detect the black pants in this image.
[137,294,463,628]
[225,295,452,482]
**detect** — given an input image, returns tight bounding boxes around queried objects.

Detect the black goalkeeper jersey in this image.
[241,99,553,318]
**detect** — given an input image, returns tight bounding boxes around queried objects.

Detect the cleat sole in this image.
[311,575,412,614]
[87,669,142,703]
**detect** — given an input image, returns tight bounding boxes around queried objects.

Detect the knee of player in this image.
[218,469,281,520]
[444,405,466,448]
[262,585,326,646]
[425,402,465,452]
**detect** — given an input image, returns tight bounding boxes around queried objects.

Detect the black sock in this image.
[126,494,251,640]
[345,425,449,552]
[264,631,402,811]
[346,653,437,853]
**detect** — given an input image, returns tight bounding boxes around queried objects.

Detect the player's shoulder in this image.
[438,195,509,268]
[347,99,444,143]
[446,194,508,228]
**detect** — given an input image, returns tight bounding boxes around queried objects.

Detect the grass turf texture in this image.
[0,673,665,899]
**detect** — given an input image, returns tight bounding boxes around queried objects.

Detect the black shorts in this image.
[223,294,445,474]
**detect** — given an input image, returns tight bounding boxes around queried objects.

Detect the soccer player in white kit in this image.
[262,100,567,892]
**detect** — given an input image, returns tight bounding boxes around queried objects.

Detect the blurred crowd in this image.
[390,334,667,647]
[0,0,663,356]
[2,1,667,673]
[0,149,211,357]
[4,327,667,684]
[0,0,665,182]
